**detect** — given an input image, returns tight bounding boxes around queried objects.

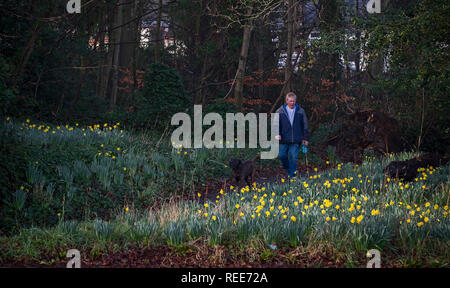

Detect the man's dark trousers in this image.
[278,143,300,178]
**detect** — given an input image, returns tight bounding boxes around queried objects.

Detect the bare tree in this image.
[234,5,254,112]
[110,0,124,111]
[285,0,295,92]
[154,0,163,62]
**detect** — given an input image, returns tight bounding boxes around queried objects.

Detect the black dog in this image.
[384,152,447,182]
[229,155,259,187]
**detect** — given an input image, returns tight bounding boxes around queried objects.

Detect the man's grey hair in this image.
[285,92,297,100]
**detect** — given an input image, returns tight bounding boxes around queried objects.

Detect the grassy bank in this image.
[0,118,269,234]
[1,117,448,267]
[1,155,449,265]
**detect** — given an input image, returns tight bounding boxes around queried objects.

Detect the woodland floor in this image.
[0,160,446,268]
[2,243,438,268]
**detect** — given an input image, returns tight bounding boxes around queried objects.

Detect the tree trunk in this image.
[154,0,163,62]
[196,54,209,105]
[194,0,202,48]
[193,0,205,104]
[15,22,45,79]
[234,6,254,112]
[110,0,124,111]
[119,0,136,69]
[355,0,361,75]
[285,0,294,92]
[131,0,140,103]
[64,56,87,122]
[96,8,107,97]
[100,2,115,99]
[255,21,265,113]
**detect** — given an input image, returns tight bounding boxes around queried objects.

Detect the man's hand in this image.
[302,140,308,146]
[275,135,281,140]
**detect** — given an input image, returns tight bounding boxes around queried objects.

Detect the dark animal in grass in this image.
[229,155,259,187]
[384,153,447,182]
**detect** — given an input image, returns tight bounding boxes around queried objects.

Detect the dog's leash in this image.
[302,144,309,177]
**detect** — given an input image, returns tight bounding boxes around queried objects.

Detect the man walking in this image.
[275,92,309,178]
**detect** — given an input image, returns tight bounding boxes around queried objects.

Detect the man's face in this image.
[286,97,296,109]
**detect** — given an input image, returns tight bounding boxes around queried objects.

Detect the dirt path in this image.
[0,244,422,268]
[0,245,347,268]
[199,161,327,203]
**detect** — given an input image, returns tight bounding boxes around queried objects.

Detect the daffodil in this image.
[356,215,364,224]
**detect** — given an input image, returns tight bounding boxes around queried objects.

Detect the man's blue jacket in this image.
[275,103,309,144]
